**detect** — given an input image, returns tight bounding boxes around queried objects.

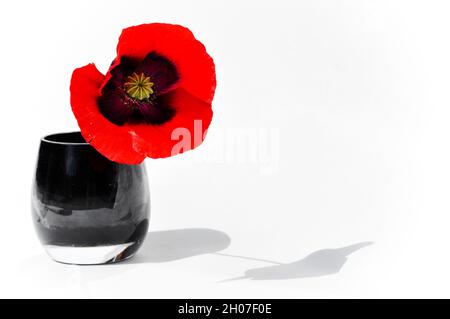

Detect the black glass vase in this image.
[32,132,150,264]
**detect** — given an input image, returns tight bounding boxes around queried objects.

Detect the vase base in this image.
[44,242,136,265]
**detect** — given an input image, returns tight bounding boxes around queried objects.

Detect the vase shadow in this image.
[218,241,373,281]
[127,228,231,264]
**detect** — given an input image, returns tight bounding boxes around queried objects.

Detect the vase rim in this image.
[41,131,89,146]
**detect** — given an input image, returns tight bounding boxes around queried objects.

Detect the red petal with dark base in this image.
[113,23,216,103]
[70,64,146,164]
[129,88,213,158]
[136,52,179,95]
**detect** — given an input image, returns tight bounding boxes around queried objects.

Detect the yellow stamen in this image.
[124,72,154,100]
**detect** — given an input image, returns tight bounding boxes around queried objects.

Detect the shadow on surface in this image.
[127,228,231,263]
[219,241,373,281]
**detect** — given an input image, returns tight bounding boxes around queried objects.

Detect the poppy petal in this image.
[128,88,213,158]
[100,56,139,92]
[115,23,216,103]
[70,64,146,164]
[135,52,179,95]
[98,83,132,125]
[138,101,175,125]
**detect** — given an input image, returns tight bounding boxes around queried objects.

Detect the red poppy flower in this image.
[70,23,216,164]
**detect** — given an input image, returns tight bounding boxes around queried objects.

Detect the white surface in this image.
[1,0,450,298]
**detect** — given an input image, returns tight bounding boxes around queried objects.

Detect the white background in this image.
[0,0,450,298]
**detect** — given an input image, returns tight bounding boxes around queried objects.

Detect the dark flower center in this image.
[98,52,179,126]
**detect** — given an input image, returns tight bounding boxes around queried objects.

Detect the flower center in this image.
[124,72,154,100]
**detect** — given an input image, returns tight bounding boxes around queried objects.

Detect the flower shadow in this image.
[125,228,372,282]
[218,241,373,281]
[126,228,231,263]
